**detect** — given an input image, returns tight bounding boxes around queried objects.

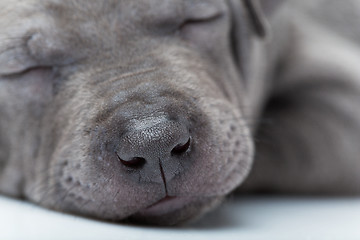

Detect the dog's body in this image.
[0,0,359,225]
[242,0,360,194]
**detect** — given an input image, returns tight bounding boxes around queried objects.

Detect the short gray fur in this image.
[0,0,359,225]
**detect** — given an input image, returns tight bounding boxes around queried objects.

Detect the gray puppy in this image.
[0,0,359,225]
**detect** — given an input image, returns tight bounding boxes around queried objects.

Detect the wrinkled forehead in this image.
[0,0,228,51]
[0,0,234,77]
[6,0,227,26]
[46,0,226,17]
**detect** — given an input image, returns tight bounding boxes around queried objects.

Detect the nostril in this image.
[171,137,191,156]
[115,152,146,168]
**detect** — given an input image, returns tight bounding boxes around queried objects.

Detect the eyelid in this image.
[183,2,224,22]
[182,12,223,25]
[0,33,74,77]
[0,44,38,76]
[178,11,223,35]
[3,66,54,79]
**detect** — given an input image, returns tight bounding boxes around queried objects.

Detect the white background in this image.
[1,195,360,240]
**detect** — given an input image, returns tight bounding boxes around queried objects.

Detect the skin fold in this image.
[0,0,359,225]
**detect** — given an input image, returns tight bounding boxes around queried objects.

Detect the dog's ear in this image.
[228,0,285,80]
[243,0,285,37]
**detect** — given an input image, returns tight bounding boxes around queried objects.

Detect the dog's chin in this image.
[128,196,223,226]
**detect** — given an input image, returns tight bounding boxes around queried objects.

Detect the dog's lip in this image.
[137,196,193,216]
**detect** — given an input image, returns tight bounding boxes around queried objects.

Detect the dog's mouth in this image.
[129,194,223,225]
[137,196,193,216]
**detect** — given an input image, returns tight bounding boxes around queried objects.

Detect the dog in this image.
[0,0,360,225]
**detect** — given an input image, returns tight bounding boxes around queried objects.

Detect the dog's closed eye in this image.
[176,3,227,54]
[179,8,223,28]
[0,40,39,76]
[0,35,62,77]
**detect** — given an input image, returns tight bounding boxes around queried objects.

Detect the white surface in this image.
[1,195,360,240]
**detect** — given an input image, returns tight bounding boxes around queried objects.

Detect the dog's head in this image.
[0,0,282,225]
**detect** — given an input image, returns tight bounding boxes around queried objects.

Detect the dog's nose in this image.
[115,116,191,172]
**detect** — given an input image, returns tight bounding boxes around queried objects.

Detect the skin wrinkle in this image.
[1,0,360,226]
